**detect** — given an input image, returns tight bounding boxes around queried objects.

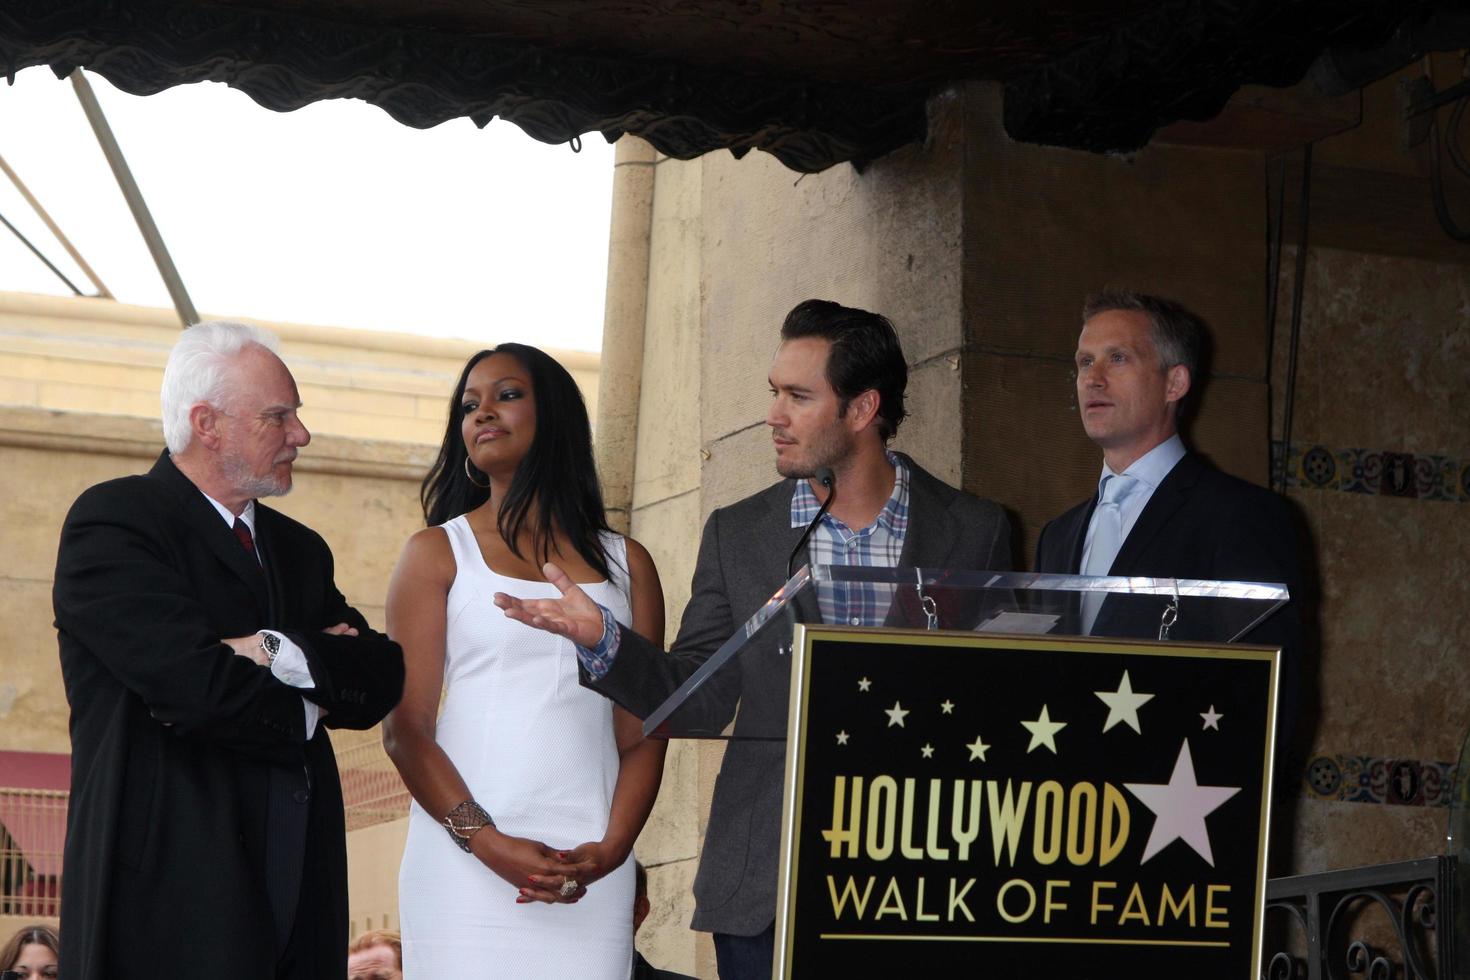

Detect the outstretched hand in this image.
[493,563,606,648]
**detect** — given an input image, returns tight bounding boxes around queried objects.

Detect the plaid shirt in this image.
[791,452,910,626]
[575,454,911,678]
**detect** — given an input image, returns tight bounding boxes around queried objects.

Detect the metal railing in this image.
[0,788,65,918]
[335,733,411,832]
[1264,856,1456,979]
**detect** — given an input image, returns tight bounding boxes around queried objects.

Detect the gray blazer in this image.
[588,453,1011,935]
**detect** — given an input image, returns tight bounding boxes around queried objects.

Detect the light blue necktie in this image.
[1080,473,1137,634]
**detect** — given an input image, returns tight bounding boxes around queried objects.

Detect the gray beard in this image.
[219,452,291,500]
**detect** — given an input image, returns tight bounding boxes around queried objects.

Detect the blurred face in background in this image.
[346,943,401,980]
[7,942,58,980]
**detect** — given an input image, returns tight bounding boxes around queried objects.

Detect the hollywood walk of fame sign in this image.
[774,626,1280,978]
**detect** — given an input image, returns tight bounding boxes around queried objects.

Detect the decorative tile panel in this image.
[1274,441,1470,503]
[1303,754,1456,807]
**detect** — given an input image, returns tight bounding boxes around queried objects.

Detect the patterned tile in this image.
[1275,441,1469,504]
[1304,753,1456,807]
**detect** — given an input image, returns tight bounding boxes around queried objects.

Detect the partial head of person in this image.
[0,924,58,980]
[161,320,310,511]
[419,343,612,575]
[767,299,909,480]
[1074,290,1203,473]
[346,929,402,980]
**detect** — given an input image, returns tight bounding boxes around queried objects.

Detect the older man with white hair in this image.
[53,321,404,980]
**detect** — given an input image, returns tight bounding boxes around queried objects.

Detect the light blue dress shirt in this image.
[1079,433,1187,574]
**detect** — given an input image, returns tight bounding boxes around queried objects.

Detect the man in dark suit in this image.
[497,299,1011,979]
[53,321,404,980]
[1034,290,1301,724]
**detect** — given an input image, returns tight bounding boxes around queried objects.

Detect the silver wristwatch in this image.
[258,631,281,667]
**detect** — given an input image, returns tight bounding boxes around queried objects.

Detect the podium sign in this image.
[775,626,1278,978]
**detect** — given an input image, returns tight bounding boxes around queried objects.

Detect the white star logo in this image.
[940,700,955,715]
[965,735,990,762]
[1021,705,1066,754]
[921,744,935,759]
[884,701,909,728]
[835,730,850,745]
[1125,739,1241,866]
[1201,706,1223,731]
[857,677,872,692]
[1095,670,1155,734]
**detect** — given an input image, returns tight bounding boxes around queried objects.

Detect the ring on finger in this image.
[559,879,578,898]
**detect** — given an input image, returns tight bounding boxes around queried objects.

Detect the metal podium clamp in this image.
[1158,577,1180,640]
[914,568,939,631]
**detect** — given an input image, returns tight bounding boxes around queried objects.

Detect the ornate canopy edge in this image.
[0,0,926,174]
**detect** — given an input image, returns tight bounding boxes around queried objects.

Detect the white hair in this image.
[160,320,282,454]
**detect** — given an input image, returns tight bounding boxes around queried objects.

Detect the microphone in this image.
[787,467,836,580]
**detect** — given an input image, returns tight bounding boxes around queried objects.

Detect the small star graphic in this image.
[1021,705,1067,754]
[1124,739,1241,865]
[857,677,872,692]
[1095,670,1155,734]
[836,730,850,745]
[940,700,955,715]
[965,735,990,762]
[921,744,935,759]
[1201,706,1223,731]
[884,701,910,728]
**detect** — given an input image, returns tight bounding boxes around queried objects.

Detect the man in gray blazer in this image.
[497,299,1010,979]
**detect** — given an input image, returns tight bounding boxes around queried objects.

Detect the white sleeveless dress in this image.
[399,517,634,979]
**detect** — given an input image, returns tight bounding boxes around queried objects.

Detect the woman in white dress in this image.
[384,344,665,978]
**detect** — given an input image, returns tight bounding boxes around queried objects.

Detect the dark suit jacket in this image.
[1034,452,1301,729]
[633,951,697,980]
[53,452,403,980]
[588,453,1011,935]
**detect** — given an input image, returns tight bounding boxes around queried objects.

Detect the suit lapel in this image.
[763,479,821,625]
[252,506,284,623]
[896,455,951,568]
[148,452,272,616]
[1064,500,1096,573]
[1109,453,1203,574]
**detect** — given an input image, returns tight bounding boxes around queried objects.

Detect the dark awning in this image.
[1,1,1463,170]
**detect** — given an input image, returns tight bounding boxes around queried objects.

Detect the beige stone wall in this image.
[625,146,708,973]
[956,84,1273,563]
[0,291,600,446]
[1273,242,1470,866]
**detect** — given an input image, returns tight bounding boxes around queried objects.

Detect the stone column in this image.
[596,135,657,534]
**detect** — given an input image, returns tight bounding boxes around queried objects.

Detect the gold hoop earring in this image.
[464,457,490,489]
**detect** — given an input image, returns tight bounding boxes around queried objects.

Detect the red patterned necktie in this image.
[233,518,260,565]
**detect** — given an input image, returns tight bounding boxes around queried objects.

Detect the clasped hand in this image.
[472,829,621,905]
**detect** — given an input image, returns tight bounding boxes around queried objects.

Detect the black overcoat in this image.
[53,452,403,980]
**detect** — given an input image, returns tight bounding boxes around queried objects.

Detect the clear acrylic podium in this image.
[642,564,1290,740]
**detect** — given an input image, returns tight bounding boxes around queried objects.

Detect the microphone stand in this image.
[787,467,836,580]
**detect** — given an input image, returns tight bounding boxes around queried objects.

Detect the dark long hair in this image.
[420,344,613,579]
